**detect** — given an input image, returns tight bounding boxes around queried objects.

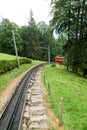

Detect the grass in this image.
[42,64,87,130]
[0,53,17,60]
[0,52,29,61]
[0,60,43,91]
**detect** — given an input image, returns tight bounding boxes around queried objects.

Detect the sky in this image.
[0,0,51,26]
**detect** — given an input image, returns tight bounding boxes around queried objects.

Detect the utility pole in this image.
[0,15,20,68]
[12,30,20,68]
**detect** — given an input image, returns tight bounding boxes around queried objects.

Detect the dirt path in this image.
[0,69,30,115]
[0,68,64,130]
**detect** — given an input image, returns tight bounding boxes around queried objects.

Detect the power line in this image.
[35,45,50,63]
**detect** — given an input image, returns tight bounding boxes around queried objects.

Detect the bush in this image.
[0,58,32,74]
[51,63,56,67]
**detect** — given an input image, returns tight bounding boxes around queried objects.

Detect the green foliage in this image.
[19,25,29,56]
[0,12,60,62]
[0,53,32,74]
[21,9,41,59]
[0,60,42,91]
[20,16,58,61]
[50,0,87,72]
[0,53,17,60]
[37,21,59,61]
[0,19,22,55]
[42,64,87,130]
[51,63,56,67]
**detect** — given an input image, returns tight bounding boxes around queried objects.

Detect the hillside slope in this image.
[0,53,17,60]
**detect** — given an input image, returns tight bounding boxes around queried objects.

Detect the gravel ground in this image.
[0,68,64,130]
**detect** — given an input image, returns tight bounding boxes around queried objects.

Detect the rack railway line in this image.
[0,63,45,130]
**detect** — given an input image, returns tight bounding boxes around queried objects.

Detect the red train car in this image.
[55,56,64,63]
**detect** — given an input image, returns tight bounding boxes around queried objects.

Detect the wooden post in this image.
[59,97,63,127]
[48,83,51,95]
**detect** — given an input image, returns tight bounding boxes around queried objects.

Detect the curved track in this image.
[0,64,44,130]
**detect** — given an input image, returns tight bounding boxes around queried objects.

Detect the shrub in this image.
[0,58,32,74]
[51,63,56,67]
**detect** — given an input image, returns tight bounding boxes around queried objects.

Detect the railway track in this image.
[0,63,44,130]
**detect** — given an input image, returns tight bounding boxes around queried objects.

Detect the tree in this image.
[50,0,87,73]
[19,25,29,57]
[26,10,41,59]
[0,19,22,55]
[37,21,58,61]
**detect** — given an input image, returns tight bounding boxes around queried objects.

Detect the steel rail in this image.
[0,63,44,130]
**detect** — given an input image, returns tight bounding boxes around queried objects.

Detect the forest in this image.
[0,10,62,62]
[51,0,87,76]
[0,0,87,76]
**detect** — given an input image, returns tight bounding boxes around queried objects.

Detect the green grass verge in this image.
[42,64,87,130]
[0,53,18,60]
[0,60,42,91]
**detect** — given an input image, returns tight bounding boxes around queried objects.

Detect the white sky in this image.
[0,0,51,26]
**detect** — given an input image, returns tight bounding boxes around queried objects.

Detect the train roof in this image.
[55,56,64,58]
